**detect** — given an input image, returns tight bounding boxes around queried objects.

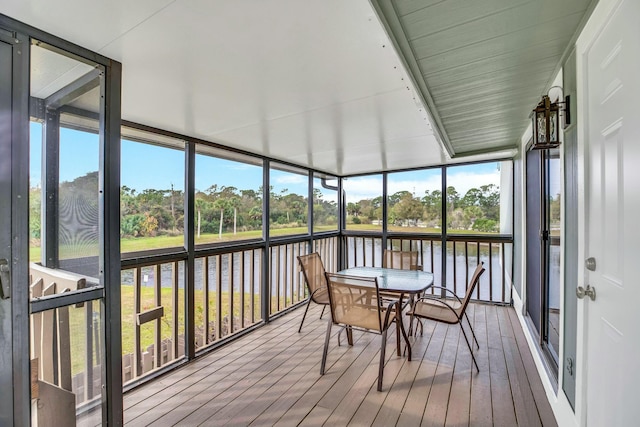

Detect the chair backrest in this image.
[325,273,383,332]
[458,262,485,318]
[383,249,419,270]
[297,253,327,303]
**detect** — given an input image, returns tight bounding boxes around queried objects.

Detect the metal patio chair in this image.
[297,252,330,333]
[407,262,485,371]
[322,273,399,391]
[382,249,422,321]
[383,249,420,271]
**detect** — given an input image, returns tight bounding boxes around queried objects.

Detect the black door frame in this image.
[0,14,123,426]
[525,145,560,377]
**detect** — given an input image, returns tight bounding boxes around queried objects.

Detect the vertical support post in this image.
[216,255,222,340]
[382,172,388,255]
[262,160,271,323]
[464,241,470,297]
[308,171,314,256]
[489,242,494,302]
[203,256,209,345]
[85,300,93,400]
[5,29,32,426]
[133,267,141,377]
[290,244,295,303]
[250,249,255,324]
[228,253,234,334]
[275,246,280,312]
[154,263,161,369]
[441,166,447,297]
[102,58,123,426]
[240,251,245,328]
[42,108,60,268]
[171,261,178,359]
[502,242,507,303]
[452,241,457,295]
[283,244,288,308]
[337,177,344,271]
[184,140,196,360]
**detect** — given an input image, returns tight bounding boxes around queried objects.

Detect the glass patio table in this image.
[335,266,434,360]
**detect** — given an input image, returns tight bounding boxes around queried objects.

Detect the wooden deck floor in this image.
[123,303,557,426]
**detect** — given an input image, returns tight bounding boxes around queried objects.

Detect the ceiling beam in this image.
[44,67,100,110]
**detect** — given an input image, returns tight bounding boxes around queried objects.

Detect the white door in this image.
[579,0,640,424]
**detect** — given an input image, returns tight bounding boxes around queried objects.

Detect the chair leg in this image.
[395,315,401,356]
[378,329,387,391]
[298,298,313,333]
[319,305,326,320]
[408,296,415,337]
[320,320,332,375]
[459,323,479,372]
[464,312,480,349]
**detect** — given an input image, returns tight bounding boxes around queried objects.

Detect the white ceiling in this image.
[3,0,591,176]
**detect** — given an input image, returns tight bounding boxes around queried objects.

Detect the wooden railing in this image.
[268,234,338,316]
[121,260,185,383]
[29,263,101,420]
[344,233,513,304]
[195,248,263,350]
[269,239,307,315]
[313,235,339,274]
[120,234,339,384]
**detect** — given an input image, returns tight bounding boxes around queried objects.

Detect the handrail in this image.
[343,232,513,305]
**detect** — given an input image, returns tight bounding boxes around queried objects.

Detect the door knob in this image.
[576,285,596,301]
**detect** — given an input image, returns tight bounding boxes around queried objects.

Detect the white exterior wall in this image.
[513,0,634,425]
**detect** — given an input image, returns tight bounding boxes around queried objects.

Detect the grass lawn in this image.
[29,224,500,263]
[30,226,341,261]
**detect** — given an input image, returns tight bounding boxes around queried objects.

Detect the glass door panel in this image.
[29,40,107,426]
[545,151,561,366]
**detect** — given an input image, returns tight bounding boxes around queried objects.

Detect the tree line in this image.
[28,172,515,240]
[347,184,502,232]
[120,183,338,238]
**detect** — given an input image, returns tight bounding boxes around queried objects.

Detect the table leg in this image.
[408,294,415,336]
[395,293,412,360]
[398,313,412,361]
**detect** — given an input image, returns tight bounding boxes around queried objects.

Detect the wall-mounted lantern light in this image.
[530,87,570,150]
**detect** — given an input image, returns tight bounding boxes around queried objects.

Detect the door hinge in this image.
[566,357,574,376]
[0,27,18,45]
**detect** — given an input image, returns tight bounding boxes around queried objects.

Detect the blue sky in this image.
[30,122,528,201]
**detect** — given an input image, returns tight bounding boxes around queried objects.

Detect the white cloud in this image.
[387,177,441,196]
[446,171,501,196]
[343,177,383,202]
[275,174,307,185]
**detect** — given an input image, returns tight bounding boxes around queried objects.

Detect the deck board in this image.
[124,303,557,426]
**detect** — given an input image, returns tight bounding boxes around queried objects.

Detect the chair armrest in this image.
[422,286,463,304]
[411,296,459,318]
[382,299,399,330]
